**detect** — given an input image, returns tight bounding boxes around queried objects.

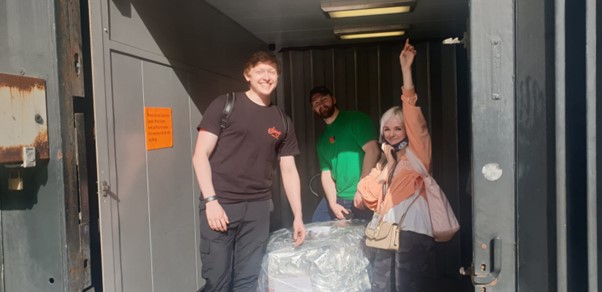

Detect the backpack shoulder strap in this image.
[275,106,289,158]
[405,148,429,177]
[219,92,236,134]
[276,106,288,141]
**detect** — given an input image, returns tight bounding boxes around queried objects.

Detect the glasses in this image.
[251,69,278,78]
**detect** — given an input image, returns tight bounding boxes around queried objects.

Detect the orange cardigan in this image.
[358,87,431,215]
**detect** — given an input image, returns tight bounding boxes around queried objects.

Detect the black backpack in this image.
[219,92,289,156]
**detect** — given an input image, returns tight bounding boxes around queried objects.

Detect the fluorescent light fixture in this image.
[334,25,409,40]
[322,0,416,18]
[340,31,405,39]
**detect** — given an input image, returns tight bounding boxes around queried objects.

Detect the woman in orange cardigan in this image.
[356,39,435,292]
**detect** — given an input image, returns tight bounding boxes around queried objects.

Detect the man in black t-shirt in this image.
[192,51,306,291]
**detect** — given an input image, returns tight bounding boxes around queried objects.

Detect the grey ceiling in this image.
[204,0,468,49]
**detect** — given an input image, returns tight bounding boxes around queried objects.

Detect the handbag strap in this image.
[379,159,420,225]
[381,160,398,200]
[405,148,429,178]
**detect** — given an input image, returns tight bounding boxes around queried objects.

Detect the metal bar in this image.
[55,0,86,290]
[586,0,598,290]
[75,113,92,290]
[469,0,516,290]
[555,0,568,290]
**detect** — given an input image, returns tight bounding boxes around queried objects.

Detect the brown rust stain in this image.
[0,73,45,93]
[0,130,49,164]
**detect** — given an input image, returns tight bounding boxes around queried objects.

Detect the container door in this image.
[88,1,202,291]
[469,0,516,291]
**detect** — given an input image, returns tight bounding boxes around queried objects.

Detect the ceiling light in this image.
[334,25,409,40]
[340,31,405,39]
[322,0,416,18]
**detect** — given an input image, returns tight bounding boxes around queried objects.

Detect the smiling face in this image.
[382,116,406,145]
[244,62,279,98]
[310,93,336,119]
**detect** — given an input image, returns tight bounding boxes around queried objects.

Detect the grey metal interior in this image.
[205,0,469,48]
[0,0,598,291]
[85,1,473,291]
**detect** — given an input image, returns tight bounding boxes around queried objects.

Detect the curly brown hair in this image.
[243,51,280,75]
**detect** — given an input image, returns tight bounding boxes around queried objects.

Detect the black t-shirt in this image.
[198,92,300,202]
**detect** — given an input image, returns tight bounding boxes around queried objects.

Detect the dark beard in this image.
[315,104,336,119]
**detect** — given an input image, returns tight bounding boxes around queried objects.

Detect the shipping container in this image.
[0,0,598,291]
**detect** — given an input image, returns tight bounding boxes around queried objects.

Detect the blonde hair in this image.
[379,106,404,143]
[376,106,404,170]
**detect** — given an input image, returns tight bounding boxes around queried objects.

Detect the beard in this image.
[315,104,336,119]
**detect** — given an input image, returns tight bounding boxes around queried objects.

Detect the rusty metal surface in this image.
[0,73,49,164]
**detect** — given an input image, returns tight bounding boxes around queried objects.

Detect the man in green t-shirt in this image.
[309,86,380,222]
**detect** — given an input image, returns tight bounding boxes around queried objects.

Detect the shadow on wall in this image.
[112,0,264,115]
[0,161,48,210]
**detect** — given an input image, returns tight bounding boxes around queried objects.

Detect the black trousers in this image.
[199,200,272,292]
[371,231,435,292]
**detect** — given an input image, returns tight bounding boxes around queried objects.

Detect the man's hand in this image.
[353,191,365,209]
[205,201,229,232]
[330,203,350,220]
[292,217,306,247]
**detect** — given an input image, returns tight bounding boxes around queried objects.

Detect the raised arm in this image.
[399,39,432,169]
[400,38,416,90]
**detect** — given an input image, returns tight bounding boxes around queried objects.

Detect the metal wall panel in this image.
[585,1,598,291]
[142,61,198,291]
[470,0,516,290]
[0,0,67,291]
[588,1,602,290]
[554,0,569,289]
[111,52,153,291]
[108,0,265,82]
[565,0,589,290]
[516,0,556,291]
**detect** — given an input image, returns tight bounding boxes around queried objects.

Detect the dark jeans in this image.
[199,199,272,292]
[371,231,435,292]
[311,197,373,222]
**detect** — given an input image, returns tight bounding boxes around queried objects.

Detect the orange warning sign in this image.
[144,107,173,150]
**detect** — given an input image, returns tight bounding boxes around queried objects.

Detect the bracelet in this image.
[203,196,218,203]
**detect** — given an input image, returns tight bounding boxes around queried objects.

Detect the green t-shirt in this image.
[316,111,377,200]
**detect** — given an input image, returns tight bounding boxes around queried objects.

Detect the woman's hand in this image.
[399,38,416,72]
[381,143,396,165]
[376,143,396,183]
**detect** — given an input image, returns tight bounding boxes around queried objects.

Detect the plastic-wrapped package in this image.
[258,220,372,292]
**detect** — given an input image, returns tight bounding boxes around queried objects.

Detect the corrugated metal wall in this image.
[554,0,600,291]
[280,42,471,290]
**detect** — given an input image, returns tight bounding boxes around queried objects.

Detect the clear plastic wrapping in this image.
[258,220,372,292]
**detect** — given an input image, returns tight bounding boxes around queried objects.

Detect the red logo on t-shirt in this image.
[268,127,282,140]
[329,136,335,144]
